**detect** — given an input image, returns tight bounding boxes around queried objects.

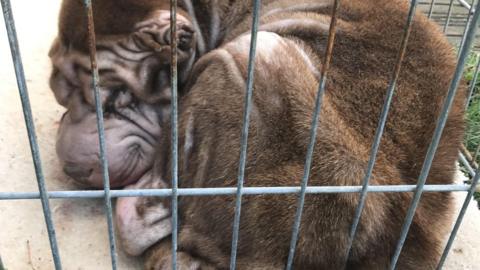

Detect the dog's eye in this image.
[105,85,134,111]
[112,85,129,94]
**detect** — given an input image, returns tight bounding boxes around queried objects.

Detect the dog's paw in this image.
[145,239,215,270]
[115,172,172,256]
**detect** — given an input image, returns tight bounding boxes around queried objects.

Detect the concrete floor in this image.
[0,0,479,269]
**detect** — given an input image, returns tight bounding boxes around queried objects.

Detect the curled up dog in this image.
[49,0,466,269]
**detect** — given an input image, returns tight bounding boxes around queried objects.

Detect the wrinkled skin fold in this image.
[49,5,196,187]
[56,103,164,187]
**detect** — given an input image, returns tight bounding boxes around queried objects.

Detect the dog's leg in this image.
[144,237,215,270]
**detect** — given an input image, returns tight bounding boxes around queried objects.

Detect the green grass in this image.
[462,52,480,208]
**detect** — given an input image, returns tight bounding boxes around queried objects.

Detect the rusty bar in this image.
[344,0,419,266]
[285,1,341,269]
[82,0,118,268]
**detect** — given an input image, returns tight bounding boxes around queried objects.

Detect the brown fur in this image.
[146,0,465,269]
[51,0,465,268]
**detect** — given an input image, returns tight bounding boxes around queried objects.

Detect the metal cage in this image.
[1,0,479,269]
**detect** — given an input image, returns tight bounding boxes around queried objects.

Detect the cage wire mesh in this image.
[1,0,480,269]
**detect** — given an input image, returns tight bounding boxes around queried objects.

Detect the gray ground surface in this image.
[0,1,479,269]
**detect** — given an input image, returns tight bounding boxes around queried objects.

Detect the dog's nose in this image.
[63,163,93,184]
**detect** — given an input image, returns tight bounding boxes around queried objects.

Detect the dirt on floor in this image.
[0,0,479,269]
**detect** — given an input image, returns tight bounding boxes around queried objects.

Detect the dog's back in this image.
[152,0,465,268]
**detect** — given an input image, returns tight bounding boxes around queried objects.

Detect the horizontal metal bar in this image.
[0,184,475,200]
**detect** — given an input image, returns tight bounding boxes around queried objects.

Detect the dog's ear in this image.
[133,11,196,57]
[49,9,197,111]
[130,11,198,88]
[49,39,76,108]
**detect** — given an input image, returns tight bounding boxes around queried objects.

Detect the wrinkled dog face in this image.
[49,10,196,187]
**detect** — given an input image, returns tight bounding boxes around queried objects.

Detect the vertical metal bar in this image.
[458,0,476,52]
[0,1,62,269]
[344,0,418,265]
[285,1,341,269]
[459,152,476,177]
[389,1,480,268]
[183,0,206,56]
[444,0,455,33]
[82,1,117,269]
[461,144,479,169]
[428,0,436,19]
[229,0,261,269]
[0,253,4,270]
[465,54,480,109]
[474,144,480,161]
[169,0,179,269]
[436,167,480,269]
